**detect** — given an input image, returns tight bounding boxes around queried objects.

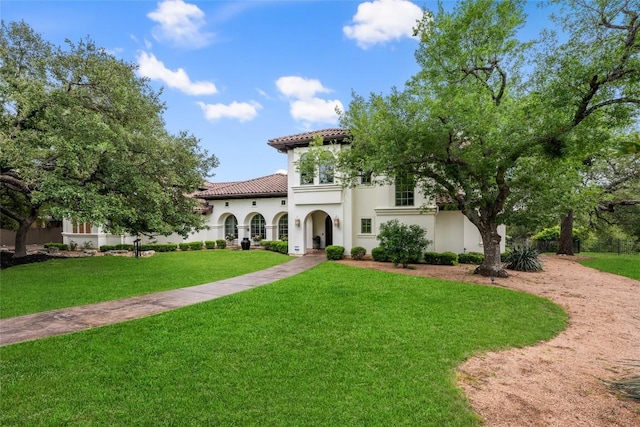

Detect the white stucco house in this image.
[62,128,505,255]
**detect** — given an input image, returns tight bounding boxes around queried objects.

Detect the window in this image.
[318,152,335,184]
[360,218,372,234]
[299,153,314,185]
[224,215,238,239]
[395,174,415,206]
[360,170,372,185]
[252,200,257,207]
[224,201,229,207]
[281,199,286,206]
[278,214,288,240]
[250,214,266,240]
[72,222,92,234]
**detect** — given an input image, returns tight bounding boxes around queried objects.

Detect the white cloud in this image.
[275,76,330,100]
[290,98,344,125]
[275,76,342,125]
[197,101,262,122]
[343,0,423,49]
[275,169,288,175]
[148,0,213,48]
[137,51,218,96]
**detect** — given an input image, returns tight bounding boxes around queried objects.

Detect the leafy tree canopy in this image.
[0,21,219,256]
[338,0,639,276]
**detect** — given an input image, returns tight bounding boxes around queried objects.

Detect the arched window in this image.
[318,152,335,184]
[299,153,314,185]
[250,214,266,240]
[224,215,238,239]
[278,214,288,240]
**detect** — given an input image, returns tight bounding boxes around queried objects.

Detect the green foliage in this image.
[215,239,226,249]
[504,247,543,272]
[204,241,216,249]
[114,244,134,251]
[262,241,288,255]
[371,247,390,262]
[137,244,177,253]
[350,246,367,260]
[532,225,590,242]
[338,0,640,277]
[325,245,345,260]
[377,220,430,268]
[458,252,484,265]
[43,242,69,251]
[0,21,219,257]
[579,253,640,281]
[424,252,459,266]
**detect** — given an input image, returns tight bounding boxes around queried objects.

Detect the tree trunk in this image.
[557,209,574,255]
[474,226,508,278]
[13,216,37,258]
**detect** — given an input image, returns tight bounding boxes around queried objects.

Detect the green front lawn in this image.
[0,250,290,318]
[0,263,567,426]
[579,252,640,281]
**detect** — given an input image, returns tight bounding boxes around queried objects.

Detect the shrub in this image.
[325,245,345,260]
[216,239,226,249]
[99,245,116,252]
[458,252,484,264]
[204,240,216,249]
[350,246,367,260]
[424,251,458,266]
[138,244,177,252]
[504,247,543,272]
[44,242,69,251]
[501,250,512,262]
[275,241,288,254]
[114,244,134,251]
[377,220,431,268]
[260,240,273,250]
[371,247,389,262]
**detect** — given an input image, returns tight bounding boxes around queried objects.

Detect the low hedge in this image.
[138,244,177,252]
[261,240,288,254]
[424,251,458,266]
[350,246,366,260]
[44,242,69,251]
[458,252,484,264]
[371,247,390,262]
[178,241,203,251]
[216,239,226,249]
[326,245,345,260]
[204,240,216,249]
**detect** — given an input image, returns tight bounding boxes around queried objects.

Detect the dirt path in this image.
[337,255,639,426]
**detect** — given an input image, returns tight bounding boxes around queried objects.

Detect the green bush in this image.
[204,240,216,249]
[114,244,134,251]
[260,240,273,250]
[371,247,389,262]
[275,241,288,254]
[44,242,69,251]
[99,245,116,252]
[325,245,345,260]
[424,251,459,266]
[138,244,178,252]
[501,251,511,262]
[377,219,431,268]
[215,239,226,249]
[504,247,543,272]
[350,246,367,260]
[458,252,484,264]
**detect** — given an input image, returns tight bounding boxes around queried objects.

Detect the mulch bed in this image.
[0,251,55,269]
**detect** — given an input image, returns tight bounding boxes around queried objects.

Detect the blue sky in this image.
[2,0,554,182]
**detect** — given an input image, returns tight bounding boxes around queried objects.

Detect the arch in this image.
[224,215,238,239]
[250,213,266,240]
[277,214,288,240]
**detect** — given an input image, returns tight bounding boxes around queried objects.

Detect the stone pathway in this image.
[0,255,325,346]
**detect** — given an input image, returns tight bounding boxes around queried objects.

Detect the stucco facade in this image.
[63,128,505,256]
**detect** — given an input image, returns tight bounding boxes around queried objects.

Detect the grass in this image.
[0,262,567,426]
[0,250,290,318]
[578,252,640,281]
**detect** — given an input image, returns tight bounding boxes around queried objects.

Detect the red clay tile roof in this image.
[268,128,350,151]
[194,173,288,200]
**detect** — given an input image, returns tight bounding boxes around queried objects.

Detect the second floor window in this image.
[395,174,415,206]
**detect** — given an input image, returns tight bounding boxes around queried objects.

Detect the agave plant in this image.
[504,247,543,272]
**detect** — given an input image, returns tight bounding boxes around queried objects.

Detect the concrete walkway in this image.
[0,255,325,347]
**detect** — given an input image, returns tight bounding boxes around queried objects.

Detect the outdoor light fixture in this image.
[295,217,301,227]
[333,216,340,227]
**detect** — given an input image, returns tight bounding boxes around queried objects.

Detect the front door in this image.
[324,215,333,246]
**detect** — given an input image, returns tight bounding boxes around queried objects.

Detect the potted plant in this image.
[252,234,262,247]
[313,235,321,249]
